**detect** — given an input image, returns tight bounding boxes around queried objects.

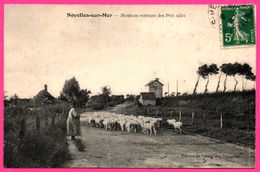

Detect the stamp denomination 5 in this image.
[220,5,255,47]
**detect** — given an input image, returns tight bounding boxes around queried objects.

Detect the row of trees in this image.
[193,62,255,94]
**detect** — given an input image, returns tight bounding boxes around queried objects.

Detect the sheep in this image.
[118,119,127,131]
[103,119,114,130]
[167,119,176,125]
[125,120,137,133]
[142,121,157,135]
[167,119,182,134]
[87,116,96,126]
[172,121,182,134]
[86,111,165,135]
[94,117,103,128]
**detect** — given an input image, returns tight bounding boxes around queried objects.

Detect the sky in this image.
[4,5,256,98]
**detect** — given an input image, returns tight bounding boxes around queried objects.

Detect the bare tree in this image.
[220,63,232,92]
[193,64,208,94]
[216,72,222,92]
[230,62,243,91]
[204,64,219,93]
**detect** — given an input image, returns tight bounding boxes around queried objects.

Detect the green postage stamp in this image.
[221,5,255,47]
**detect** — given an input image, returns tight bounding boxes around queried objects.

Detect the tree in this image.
[220,63,232,92]
[126,94,136,101]
[61,76,80,102]
[4,91,9,106]
[215,72,222,92]
[245,70,256,89]
[10,93,19,105]
[76,89,91,107]
[58,92,69,102]
[193,64,209,94]
[242,63,255,90]
[245,72,256,81]
[170,92,175,96]
[204,63,219,93]
[101,86,111,104]
[101,86,111,97]
[61,76,91,107]
[230,62,243,91]
[240,63,251,90]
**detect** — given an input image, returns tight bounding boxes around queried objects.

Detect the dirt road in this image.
[63,112,255,168]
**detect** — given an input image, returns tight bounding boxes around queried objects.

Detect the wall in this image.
[141,99,156,106]
[148,81,163,98]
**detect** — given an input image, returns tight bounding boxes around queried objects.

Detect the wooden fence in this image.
[140,106,255,130]
[4,105,69,141]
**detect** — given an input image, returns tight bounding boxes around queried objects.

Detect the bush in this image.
[4,105,70,167]
[93,103,104,110]
[5,126,70,167]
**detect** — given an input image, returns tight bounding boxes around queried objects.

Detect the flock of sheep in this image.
[85,112,183,135]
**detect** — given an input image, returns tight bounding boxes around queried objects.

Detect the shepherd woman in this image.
[67,101,81,140]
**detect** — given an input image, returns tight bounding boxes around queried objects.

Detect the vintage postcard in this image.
[3,3,257,169]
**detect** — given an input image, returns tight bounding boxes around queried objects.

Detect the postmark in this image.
[208,5,220,29]
[220,5,255,47]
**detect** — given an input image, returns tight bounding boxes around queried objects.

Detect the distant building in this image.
[139,92,156,106]
[30,84,63,107]
[145,78,164,98]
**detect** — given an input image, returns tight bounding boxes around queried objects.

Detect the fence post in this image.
[45,112,48,126]
[155,110,159,117]
[19,116,26,139]
[52,113,55,126]
[191,112,194,126]
[220,114,223,129]
[247,113,250,131]
[36,113,40,131]
[203,114,206,126]
[179,111,182,122]
[61,112,63,123]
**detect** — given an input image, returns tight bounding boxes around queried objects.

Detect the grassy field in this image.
[106,90,255,148]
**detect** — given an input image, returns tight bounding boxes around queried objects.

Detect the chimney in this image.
[44,84,47,91]
[155,78,159,81]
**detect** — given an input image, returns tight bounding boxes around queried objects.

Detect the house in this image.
[30,84,63,108]
[145,78,164,98]
[139,92,156,106]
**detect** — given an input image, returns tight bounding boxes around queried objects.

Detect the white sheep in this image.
[167,119,182,134]
[142,121,157,135]
[167,119,176,125]
[173,121,182,134]
[86,111,164,135]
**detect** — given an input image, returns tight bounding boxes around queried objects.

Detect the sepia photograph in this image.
[4,4,256,168]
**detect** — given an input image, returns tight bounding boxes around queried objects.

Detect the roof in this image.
[30,90,62,107]
[145,79,164,86]
[140,92,156,100]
